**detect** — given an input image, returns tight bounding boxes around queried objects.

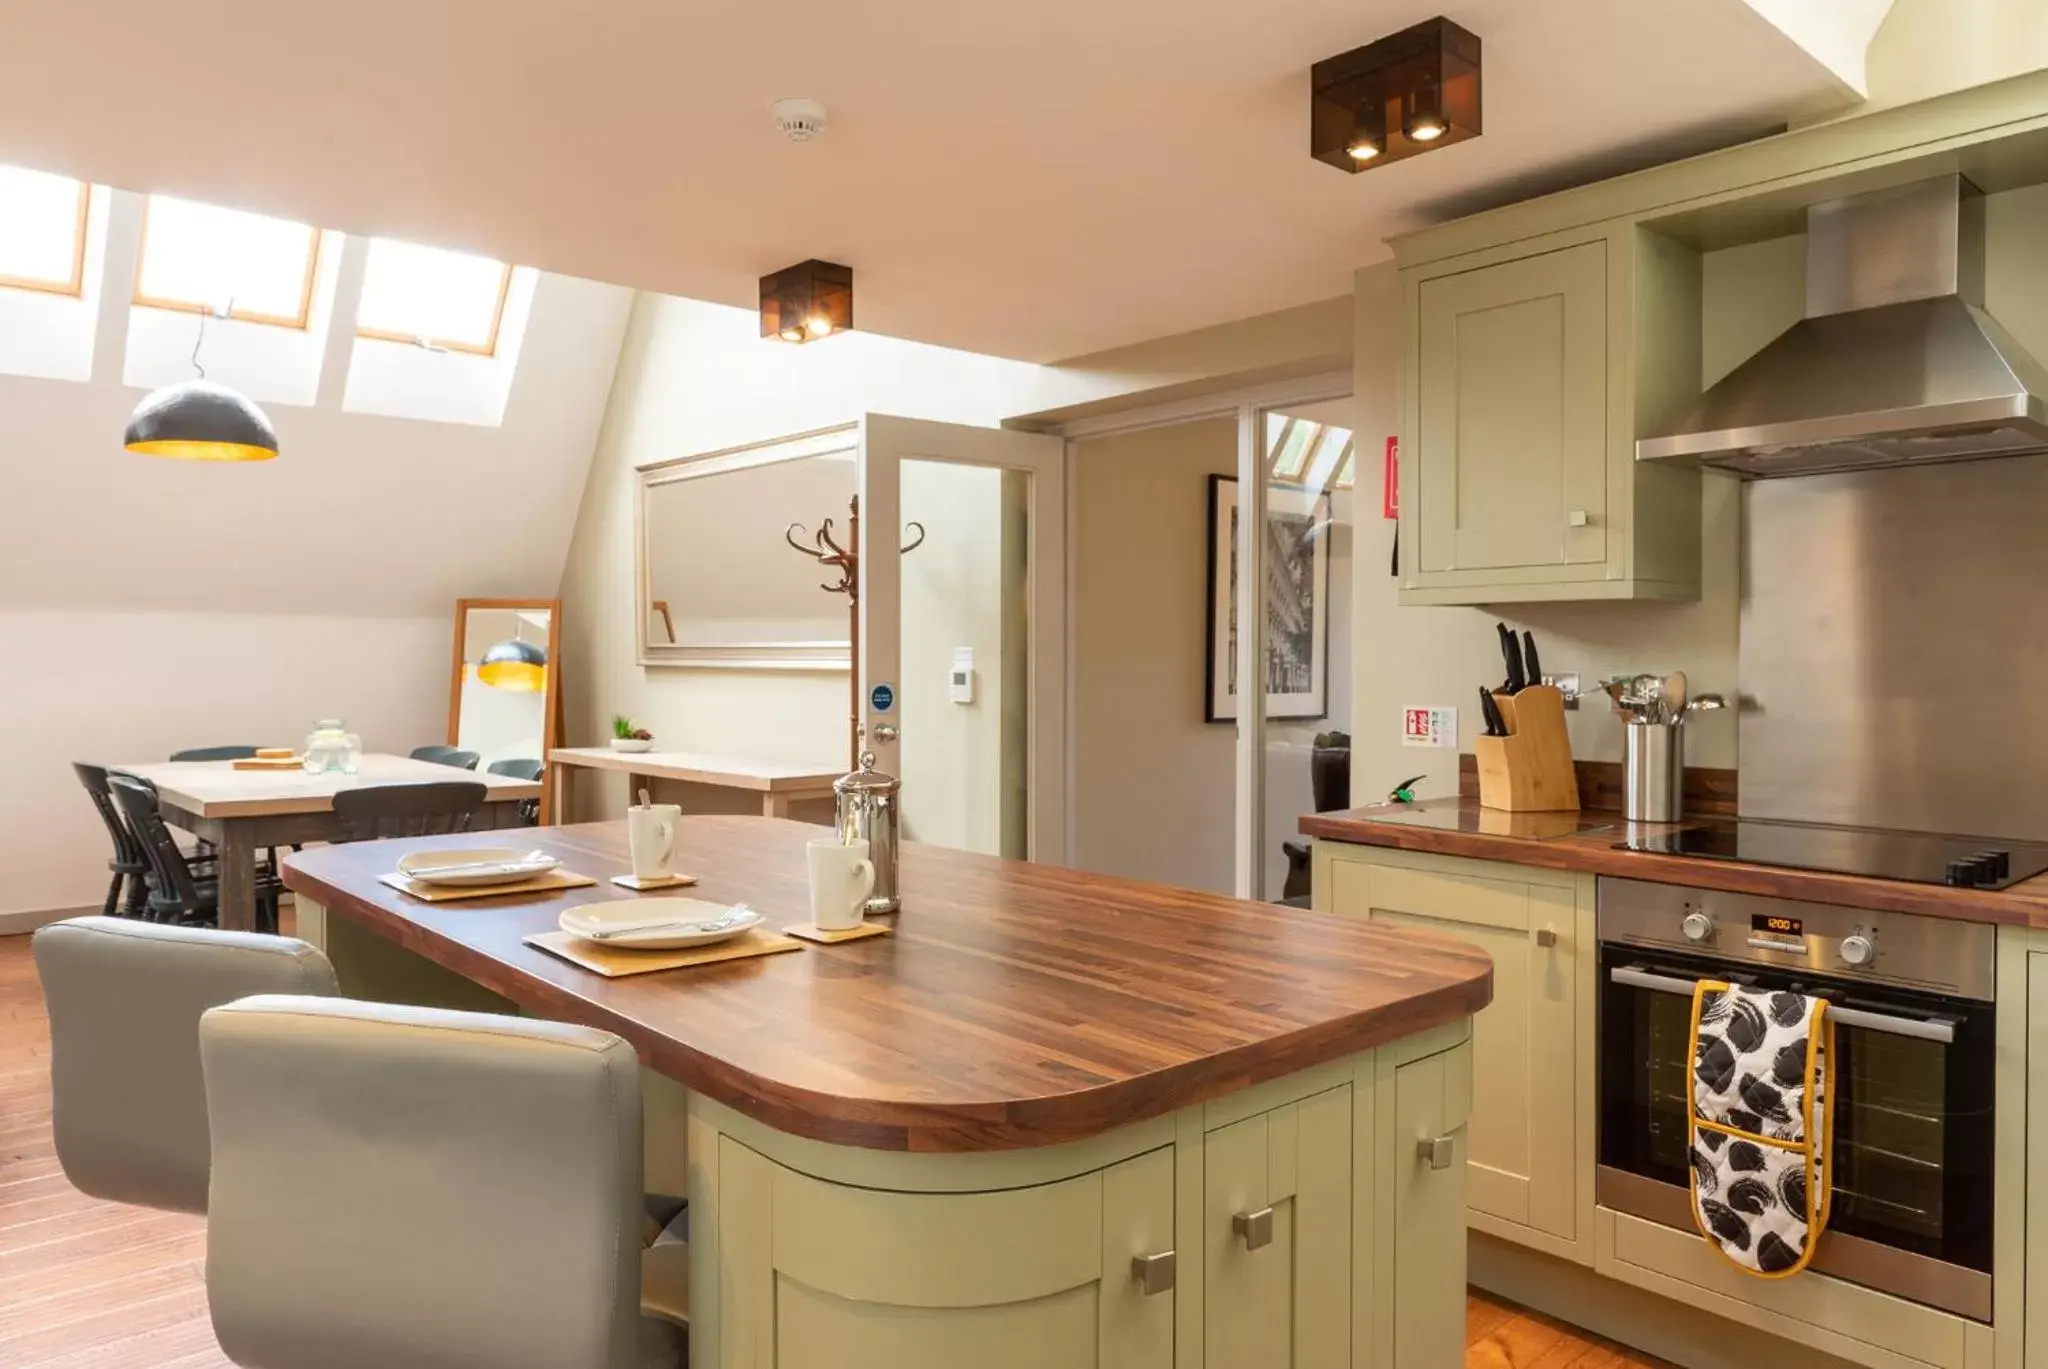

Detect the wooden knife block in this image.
[1475,685,1579,813]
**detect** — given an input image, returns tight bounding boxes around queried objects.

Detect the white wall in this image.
[557,293,1050,821]
[0,203,630,920]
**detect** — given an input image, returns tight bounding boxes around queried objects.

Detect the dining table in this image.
[107,753,541,932]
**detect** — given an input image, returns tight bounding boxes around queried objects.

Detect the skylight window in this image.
[134,194,321,327]
[1267,415,1356,492]
[356,238,514,355]
[0,165,90,295]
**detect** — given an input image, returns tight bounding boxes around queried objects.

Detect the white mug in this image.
[807,837,875,931]
[628,803,682,881]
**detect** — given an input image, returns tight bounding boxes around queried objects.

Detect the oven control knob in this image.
[1839,932,1877,967]
[1680,910,1714,943]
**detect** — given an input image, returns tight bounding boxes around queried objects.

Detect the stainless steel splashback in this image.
[1740,454,2048,838]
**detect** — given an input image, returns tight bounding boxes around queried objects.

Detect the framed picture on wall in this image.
[1204,475,1330,724]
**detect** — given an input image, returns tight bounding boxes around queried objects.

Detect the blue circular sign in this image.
[870,682,896,713]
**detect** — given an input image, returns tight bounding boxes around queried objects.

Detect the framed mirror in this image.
[447,598,563,821]
[637,425,856,670]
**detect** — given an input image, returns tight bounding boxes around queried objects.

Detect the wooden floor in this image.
[0,929,1665,1368]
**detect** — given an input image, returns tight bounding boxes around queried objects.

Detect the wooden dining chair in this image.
[487,759,545,826]
[410,745,481,771]
[330,782,490,842]
[107,774,281,932]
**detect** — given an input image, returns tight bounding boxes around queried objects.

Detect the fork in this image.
[581,903,754,941]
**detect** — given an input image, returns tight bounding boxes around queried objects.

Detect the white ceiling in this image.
[0,1,1866,362]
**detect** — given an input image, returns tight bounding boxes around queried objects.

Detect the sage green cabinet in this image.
[1396,225,1702,606]
[1204,1085,1353,1368]
[1315,841,1594,1264]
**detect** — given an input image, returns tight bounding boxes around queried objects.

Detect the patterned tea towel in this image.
[1688,981,1833,1277]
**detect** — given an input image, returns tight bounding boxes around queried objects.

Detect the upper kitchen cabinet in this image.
[1396,223,1703,605]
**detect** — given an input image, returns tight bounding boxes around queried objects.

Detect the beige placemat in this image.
[783,921,892,945]
[524,928,803,978]
[378,869,598,903]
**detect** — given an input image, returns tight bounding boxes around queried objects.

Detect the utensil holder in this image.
[1624,721,1684,823]
[1475,685,1579,812]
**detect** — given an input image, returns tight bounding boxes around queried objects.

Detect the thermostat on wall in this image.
[950,647,975,704]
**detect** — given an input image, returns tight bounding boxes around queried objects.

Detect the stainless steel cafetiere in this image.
[834,749,901,914]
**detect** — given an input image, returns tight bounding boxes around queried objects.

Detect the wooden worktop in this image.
[281,817,1492,1152]
[1302,798,2048,927]
[546,748,839,793]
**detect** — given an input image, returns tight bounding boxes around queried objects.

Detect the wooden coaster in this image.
[524,928,803,978]
[611,873,698,891]
[378,869,598,903]
[783,921,892,945]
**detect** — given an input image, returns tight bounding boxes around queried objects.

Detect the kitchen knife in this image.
[1522,631,1544,689]
[1478,686,1507,737]
[1496,623,1527,695]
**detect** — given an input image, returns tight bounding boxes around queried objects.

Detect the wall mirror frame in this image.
[635,423,858,671]
[446,597,564,822]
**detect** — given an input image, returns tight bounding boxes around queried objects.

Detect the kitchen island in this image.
[281,816,1493,1369]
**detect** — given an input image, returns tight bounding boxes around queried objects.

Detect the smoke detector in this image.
[771,98,828,142]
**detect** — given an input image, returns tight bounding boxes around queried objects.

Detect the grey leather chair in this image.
[31,918,686,1368]
[32,917,339,1212]
[202,996,684,1369]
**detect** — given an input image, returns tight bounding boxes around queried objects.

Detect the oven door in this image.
[1596,943,1995,1321]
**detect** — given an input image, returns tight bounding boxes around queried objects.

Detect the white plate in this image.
[558,898,762,950]
[396,847,560,887]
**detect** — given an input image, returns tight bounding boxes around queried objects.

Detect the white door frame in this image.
[1043,371,1352,897]
[859,413,1067,863]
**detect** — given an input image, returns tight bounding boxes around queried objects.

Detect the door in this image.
[858,415,1064,861]
[1414,241,1606,576]
[1393,1044,1472,1369]
[1204,1086,1353,1369]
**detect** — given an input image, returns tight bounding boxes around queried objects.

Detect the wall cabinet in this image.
[1396,225,1702,606]
[1315,842,1594,1264]
[691,1030,1473,1369]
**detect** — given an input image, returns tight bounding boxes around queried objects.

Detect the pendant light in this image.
[124,306,279,461]
[478,628,548,691]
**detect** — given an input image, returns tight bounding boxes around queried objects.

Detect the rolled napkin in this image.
[1688,981,1834,1277]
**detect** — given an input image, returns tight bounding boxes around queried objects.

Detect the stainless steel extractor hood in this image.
[1637,175,2048,478]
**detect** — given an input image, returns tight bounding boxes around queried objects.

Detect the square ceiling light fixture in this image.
[1311,16,1481,173]
[761,259,853,343]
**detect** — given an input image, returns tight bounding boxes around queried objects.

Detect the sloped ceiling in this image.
[0,0,1872,362]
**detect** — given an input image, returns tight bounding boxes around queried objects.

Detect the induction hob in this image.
[1620,817,2048,890]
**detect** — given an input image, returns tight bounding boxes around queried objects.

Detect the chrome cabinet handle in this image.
[1131,1250,1176,1295]
[1533,925,1558,948]
[1233,1207,1275,1250]
[1606,965,1957,1043]
[1417,1135,1455,1170]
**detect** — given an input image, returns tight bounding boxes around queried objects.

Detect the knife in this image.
[1478,686,1507,737]
[1496,623,1527,695]
[1522,631,1544,689]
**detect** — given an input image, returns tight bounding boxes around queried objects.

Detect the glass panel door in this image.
[858,415,1065,860]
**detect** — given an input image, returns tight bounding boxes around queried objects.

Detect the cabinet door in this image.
[1329,857,1577,1245]
[715,1138,1174,1369]
[1393,1044,1472,1369]
[1414,241,1607,576]
[1204,1085,1352,1369]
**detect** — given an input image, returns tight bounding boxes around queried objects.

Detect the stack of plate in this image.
[557,900,762,950]
[395,848,561,887]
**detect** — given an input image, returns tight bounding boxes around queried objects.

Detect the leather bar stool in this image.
[32,919,687,1368]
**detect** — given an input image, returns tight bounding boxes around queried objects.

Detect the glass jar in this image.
[303,719,363,775]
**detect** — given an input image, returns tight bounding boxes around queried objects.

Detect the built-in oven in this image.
[1596,877,1996,1322]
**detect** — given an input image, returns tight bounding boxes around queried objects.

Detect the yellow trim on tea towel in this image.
[1685,978,1835,1280]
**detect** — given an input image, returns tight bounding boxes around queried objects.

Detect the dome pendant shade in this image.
[478,637,548,691]
[124,380,280,462]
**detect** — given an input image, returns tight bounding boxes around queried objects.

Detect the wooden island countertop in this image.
[281,816,1492,1152]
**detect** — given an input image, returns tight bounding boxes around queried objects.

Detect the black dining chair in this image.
[486,759,545,826]
[168,745,262,762]
[331,782,490,842]
[106,774,280,932]
[410,745,481,771]
[73,763,158,918]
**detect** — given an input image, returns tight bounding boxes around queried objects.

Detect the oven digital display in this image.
[1751,913,1804,938]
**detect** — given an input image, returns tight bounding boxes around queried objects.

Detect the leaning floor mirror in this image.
[447,598,563,823]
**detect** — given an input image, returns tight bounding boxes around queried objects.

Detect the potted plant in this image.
[610,715,655,753]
